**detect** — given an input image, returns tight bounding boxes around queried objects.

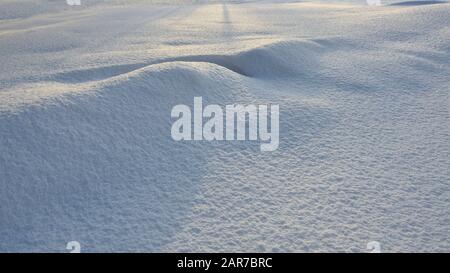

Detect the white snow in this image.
[0,0,449,252]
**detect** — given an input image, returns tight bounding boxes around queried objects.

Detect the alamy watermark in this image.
[66,241,81,253]
[367,241,382,253]
[366,0,381,6]
[66,0,81,6]
[171,97,279,152]
[64,240,380,252]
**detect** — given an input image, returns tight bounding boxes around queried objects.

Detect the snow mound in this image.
[0,61,252,252]
[180,39,325,78]
[50,39,326,84]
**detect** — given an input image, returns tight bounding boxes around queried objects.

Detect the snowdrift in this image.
[48,39,325,85]
[0,62,251,251]
[1,38,327,251]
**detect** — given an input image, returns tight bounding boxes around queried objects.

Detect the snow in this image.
[0,0,449,252]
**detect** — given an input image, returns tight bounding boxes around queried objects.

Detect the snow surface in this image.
[0,0,449,252]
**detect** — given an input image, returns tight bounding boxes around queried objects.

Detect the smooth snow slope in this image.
[0,1,449,252]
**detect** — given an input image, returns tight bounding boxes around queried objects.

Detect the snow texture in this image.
[0,0,449,252]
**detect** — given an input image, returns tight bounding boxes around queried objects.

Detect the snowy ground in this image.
[0,0,449,252]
